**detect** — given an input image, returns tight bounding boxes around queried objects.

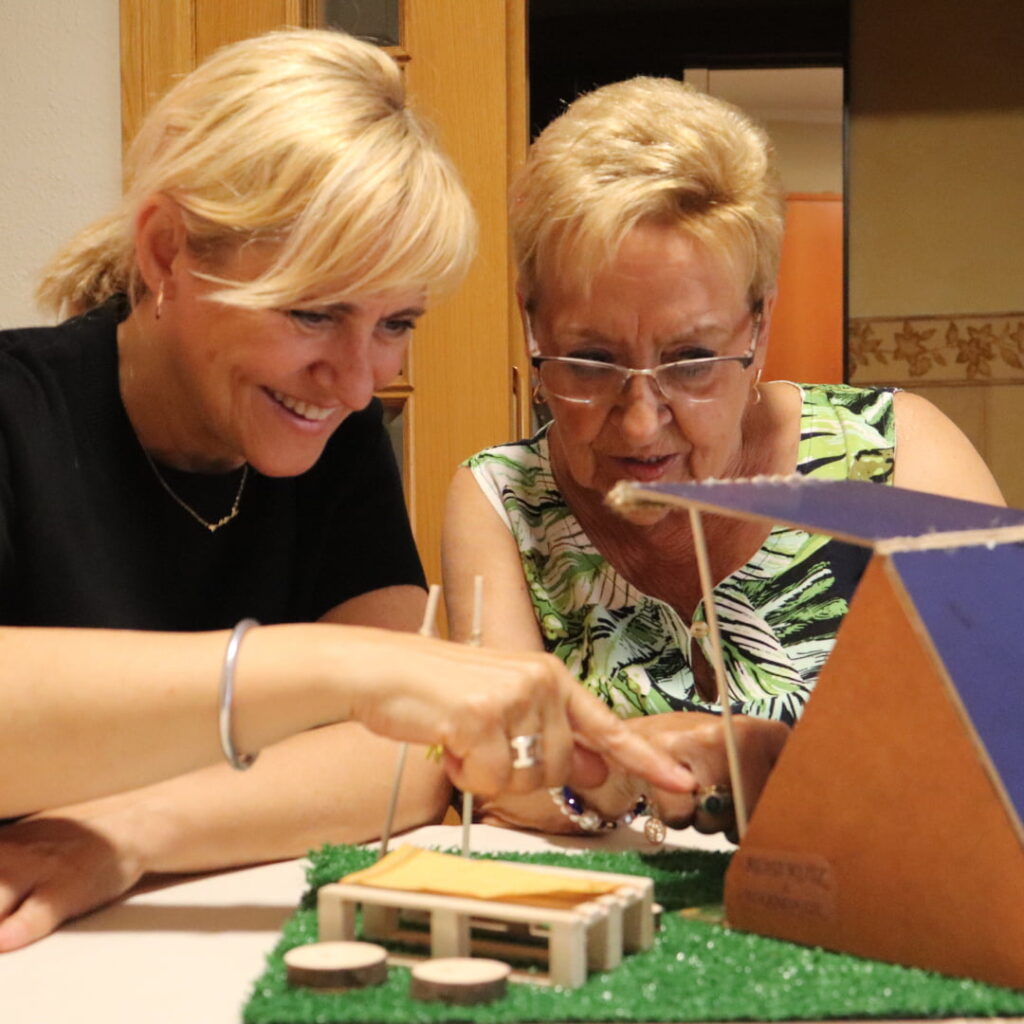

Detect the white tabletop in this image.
[0,823,729,1024]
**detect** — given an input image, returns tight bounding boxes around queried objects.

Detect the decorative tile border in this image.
[848,312,1024,385]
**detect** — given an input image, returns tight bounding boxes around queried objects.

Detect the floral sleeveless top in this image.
[466,384,896,725]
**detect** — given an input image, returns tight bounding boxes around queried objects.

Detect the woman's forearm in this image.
[42,724,451,876]
[0,724,451,955]
[2,621,694,819]
[0,624,351,817]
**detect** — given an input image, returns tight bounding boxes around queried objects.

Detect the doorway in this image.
[528,0,849,384]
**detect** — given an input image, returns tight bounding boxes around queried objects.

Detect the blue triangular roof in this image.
[891,544,1024,831]
[618,478,1024,546]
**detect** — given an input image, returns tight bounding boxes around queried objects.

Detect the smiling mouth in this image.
[611,453,678,481]
[268,389,335,422]
[620,455,674,466]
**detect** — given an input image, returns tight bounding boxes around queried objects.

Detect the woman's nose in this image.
[617,375,669,439]
[310,337,378,412]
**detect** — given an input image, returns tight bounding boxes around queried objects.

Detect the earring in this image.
[751,368,763,407]
[154,282,165,321]
[532,379,546,405]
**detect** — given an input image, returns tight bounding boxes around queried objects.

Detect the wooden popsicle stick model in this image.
[314,580,660,999]
[317,847,656,989]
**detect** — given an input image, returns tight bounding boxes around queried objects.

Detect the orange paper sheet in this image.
[341,846,621,909]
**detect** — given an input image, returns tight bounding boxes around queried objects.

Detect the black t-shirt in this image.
[0,300,425,629]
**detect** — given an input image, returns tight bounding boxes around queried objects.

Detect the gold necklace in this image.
[144,450,249,533]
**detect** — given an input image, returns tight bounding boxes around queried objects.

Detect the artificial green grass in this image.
[244,844,1024,1023]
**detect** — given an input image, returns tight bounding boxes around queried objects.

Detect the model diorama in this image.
[608,475,1024,991]
[319,845,656,989]
[286,581,662,1004]
[282,477,1024,1005]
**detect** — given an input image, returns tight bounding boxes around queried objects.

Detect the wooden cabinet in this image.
[120,0,528,594]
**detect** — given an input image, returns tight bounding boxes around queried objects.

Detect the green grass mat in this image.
[243,844,1024,1023]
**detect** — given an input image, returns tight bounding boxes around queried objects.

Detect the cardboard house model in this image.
[609,476,1024,990]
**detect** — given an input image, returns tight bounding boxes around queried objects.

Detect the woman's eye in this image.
[566,349,614,364]
[665,346,715,363]
[288,309,334,327]
[380,318,417,340]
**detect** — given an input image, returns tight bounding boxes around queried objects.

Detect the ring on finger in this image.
[509,733,543,770]
[697,785,733,817]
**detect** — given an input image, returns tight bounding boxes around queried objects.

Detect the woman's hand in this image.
[340,630,696,801]
[579,712,790,838]
[0,801,152,952]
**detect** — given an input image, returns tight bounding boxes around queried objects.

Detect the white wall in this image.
[697,67,844,196]
[849,0,1024,318]
[0,1,121,328]
[848,0,1024,508]
[764,120,842,196]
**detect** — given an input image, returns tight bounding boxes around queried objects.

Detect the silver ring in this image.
[696,785,733,817]
[509,733,543,769]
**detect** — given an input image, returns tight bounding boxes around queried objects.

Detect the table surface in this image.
[0,822,730,1024]
[0,823,1013,1024]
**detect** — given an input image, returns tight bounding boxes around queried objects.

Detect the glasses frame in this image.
[530,304,763,406]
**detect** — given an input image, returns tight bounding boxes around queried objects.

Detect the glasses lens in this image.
[657,359,742,401]
[539,360,619,402]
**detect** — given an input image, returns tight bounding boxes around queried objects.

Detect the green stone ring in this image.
[697,785,734,817]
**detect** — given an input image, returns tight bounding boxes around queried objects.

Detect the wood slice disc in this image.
[410,957,511,1004]
[284,941,388,990]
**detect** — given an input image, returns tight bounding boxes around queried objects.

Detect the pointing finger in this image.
[566,687,696,793]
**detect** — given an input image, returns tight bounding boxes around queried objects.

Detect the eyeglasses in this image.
[530,306,762,406]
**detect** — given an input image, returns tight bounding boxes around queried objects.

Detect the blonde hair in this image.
[512,77,784,309]
[37,29,476,317]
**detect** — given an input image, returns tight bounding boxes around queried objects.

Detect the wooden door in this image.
[121,0,528,595]
[764,193,844,384]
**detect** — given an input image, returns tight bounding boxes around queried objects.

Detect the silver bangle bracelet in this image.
[219,617,260,771]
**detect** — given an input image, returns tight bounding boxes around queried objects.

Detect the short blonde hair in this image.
[38,28,476,317]
[512,77,783,309]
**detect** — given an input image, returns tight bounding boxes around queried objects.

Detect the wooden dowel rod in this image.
[689,508,749,838]
[460,575,484,856]
[380,584,442,858]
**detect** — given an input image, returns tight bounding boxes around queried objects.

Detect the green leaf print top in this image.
[466,384,895,725]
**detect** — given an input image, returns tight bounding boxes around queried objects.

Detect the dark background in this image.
[529,0,849,136]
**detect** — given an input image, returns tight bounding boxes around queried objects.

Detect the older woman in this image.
[443,77,1004,838]
[0,35,690,952]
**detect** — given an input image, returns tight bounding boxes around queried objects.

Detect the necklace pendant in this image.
[144,452,249,534]
[208,509,237,532]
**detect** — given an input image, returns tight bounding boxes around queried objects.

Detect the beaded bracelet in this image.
[548,786,648,833]
[219,617,261,771]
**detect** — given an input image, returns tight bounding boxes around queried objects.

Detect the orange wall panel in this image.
[765,194,844,385]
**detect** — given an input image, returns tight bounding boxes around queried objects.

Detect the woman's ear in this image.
[134,194,188,302]
[516,288,539,355]
[752,288,778,371]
